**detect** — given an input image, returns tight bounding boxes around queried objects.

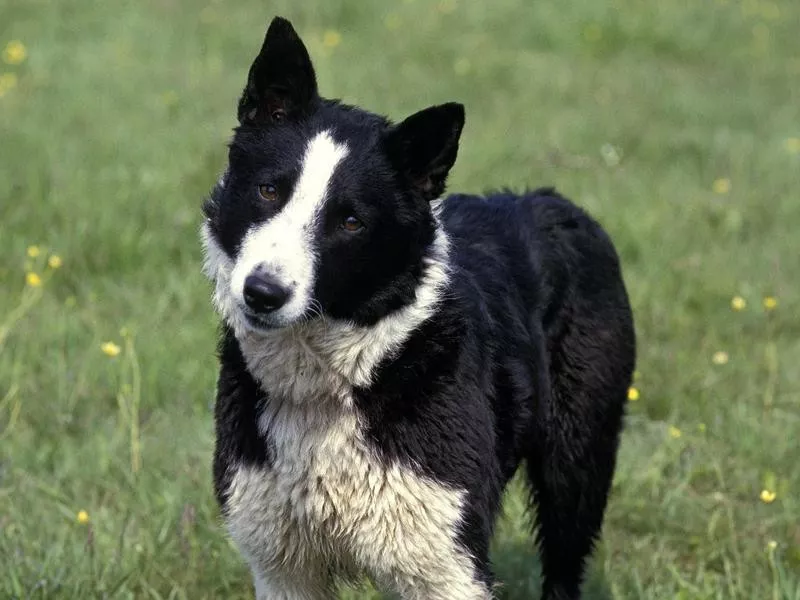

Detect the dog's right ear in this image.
[385,103,465,201]
[237,17,318,126]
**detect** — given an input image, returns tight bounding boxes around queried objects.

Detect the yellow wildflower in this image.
[668,425,682,439]
[26,245,41,258]
[2,40,26,65]
[763,296,778,311]
[767,540,778,551]
[322,30,341,49]
[785,137,800,154]
[698,423,707,433]
[712,351,729,365]
[730,296,746,311]
[25,272,42,287]
[760,489,777,504]
[101,341,122,357]
[627,386,640,401]
[48,254,62,269]
[712,178,731,194]
[77,510,90,524]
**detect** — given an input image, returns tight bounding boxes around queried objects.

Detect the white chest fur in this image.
[223,336,488,599]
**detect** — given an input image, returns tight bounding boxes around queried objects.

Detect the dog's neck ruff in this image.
[203,219,451,396]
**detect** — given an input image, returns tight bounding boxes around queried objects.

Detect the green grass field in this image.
[2,0,799,597]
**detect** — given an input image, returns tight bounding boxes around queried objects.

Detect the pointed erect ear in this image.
[238,17,318,125]
[384,103,465,201]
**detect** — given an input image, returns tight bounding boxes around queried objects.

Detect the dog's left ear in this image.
[238,17,318,125]
[385,103,465,201]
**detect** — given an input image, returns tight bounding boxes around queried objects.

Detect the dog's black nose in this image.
[243,274,290,314]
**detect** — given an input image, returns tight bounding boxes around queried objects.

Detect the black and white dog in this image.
[202,16,635,600]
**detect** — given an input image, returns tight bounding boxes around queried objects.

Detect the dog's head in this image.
[202,17,463,334]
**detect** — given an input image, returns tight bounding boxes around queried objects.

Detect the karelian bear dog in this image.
[202,17,635,600]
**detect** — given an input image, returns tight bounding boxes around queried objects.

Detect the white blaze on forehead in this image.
[230,130,349,323]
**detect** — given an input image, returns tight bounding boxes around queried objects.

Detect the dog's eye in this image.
[341,216,363,232]
[258,184,278,202]
[271,110,286,123]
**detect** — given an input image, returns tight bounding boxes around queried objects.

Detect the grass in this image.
[1,0,799,597]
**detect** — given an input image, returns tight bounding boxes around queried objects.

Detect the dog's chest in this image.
[223,398,469,589]
[222,332,473,589]
[224,393,369,565]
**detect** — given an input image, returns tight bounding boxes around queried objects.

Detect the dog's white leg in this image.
[253,569,331,600]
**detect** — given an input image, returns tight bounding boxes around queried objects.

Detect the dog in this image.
[201,16,635,600]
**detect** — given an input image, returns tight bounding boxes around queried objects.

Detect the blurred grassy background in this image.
[1,0,799,598]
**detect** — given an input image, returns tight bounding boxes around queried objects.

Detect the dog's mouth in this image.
[240,309,281,333]
[239,306,319,334]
